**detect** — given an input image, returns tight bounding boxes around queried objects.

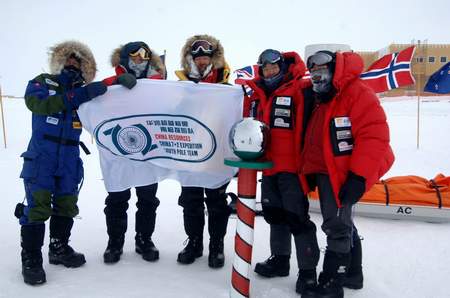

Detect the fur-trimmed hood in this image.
[180,34,225,73]
[110,42,166,78]
[49,40,97,83]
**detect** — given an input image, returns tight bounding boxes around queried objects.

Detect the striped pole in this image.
[224,158,272,298]
[230,168,257,298]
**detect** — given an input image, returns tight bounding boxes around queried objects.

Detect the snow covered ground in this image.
[0,96,449,298]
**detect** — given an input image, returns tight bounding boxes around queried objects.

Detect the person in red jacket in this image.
[300,50,394,298]
[101,41,166,265]
[244,49,320,295]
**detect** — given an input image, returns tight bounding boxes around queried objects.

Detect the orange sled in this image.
[308,174,450,223]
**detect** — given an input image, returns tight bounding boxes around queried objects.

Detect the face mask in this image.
[311,67,333,94]
[128,60,148,78]
[61,65,83,84]
[263,70,284,91]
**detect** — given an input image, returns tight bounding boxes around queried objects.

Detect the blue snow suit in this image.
[19,72,93,225]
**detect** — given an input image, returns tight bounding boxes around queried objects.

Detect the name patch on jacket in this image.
[45,78,59,87]
[275,96,291,106]
[330,116,353,156]
[46,116,59,125]
[271,96,293,129]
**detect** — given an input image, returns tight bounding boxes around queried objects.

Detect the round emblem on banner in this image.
[117,126,147,154]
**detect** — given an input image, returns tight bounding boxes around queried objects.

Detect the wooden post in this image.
[0,84,7,148]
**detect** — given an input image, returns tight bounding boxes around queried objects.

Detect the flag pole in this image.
[416,40,421,149]
[0,84,7,149]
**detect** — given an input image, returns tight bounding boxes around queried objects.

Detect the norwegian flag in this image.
[360,46,416,93]
[234,65,259,85]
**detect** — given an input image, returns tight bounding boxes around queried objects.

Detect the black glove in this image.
[64,81,107,109]
[338,171,366,206]
[116,73,137,89]
[85,81,107,99]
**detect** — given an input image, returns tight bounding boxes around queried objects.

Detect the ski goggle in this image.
[129,47,151,60]
[191,40,214,55]
[257,49,282,67]
[307,51,334,70]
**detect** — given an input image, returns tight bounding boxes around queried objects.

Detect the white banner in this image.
[78,79,243,192]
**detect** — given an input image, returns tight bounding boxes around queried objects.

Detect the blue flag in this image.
[424,62,450,94]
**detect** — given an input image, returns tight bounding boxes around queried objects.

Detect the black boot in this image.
[21,249,46,285]
[48,216,85,268]
[205,186,230,269]
[49,238,86,268]
[103,237,124,264]
[177,237,203,264]
[254,255,290,277]
[344,233,363,289]
[135,233,159,262]
[208,238,225,268]
[302,251,350,298]
[104,192,129,264]
[21,225,46,285]
[344,270,363,290]
[135,185,160,262]
[296,269,317,294]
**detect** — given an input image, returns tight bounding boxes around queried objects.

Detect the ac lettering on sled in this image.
[396,206,413,215]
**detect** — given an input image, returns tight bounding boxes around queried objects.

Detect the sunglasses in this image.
[129,47,151,60]
[257,49,282,67]
[307,52,334,70]
[191,40,213,55]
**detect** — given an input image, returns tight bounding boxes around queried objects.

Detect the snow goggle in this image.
[307,51,334,70]
[191,40,214,55]
[129,47,151,60]
[257,49,282,67]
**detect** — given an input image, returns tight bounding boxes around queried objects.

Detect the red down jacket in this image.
[244,51,307,176]
[300,52,395,206]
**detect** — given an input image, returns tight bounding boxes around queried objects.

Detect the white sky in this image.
[1,0,449,96]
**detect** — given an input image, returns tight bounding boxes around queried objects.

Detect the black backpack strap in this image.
[381,180,390,206]
[429,179,443,208]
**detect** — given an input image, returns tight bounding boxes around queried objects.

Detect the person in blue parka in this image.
[18,40,107,285]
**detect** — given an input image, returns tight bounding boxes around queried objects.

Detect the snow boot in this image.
[254,255,290,277]
[177,237,203,264]
[208,238,225,268]
[135,186,160,262]
[48,238,86,267]
[104,194,129,264]
[344,233,363,289]
[343,271,363,290]
[296,269,317,294]
[20,224,46,285]
[103,236,124,264]
[302,251,350,298]
[48,216,85,268]
[135,233,159,262]
[21,249,46,285]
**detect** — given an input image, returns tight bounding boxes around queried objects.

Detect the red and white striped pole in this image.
[230,168,257,298]
[224,157,272,298]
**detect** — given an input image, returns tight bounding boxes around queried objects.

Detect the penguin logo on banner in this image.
[103,124,157,156]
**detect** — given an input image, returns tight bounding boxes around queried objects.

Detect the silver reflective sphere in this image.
[228,117,269,160]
